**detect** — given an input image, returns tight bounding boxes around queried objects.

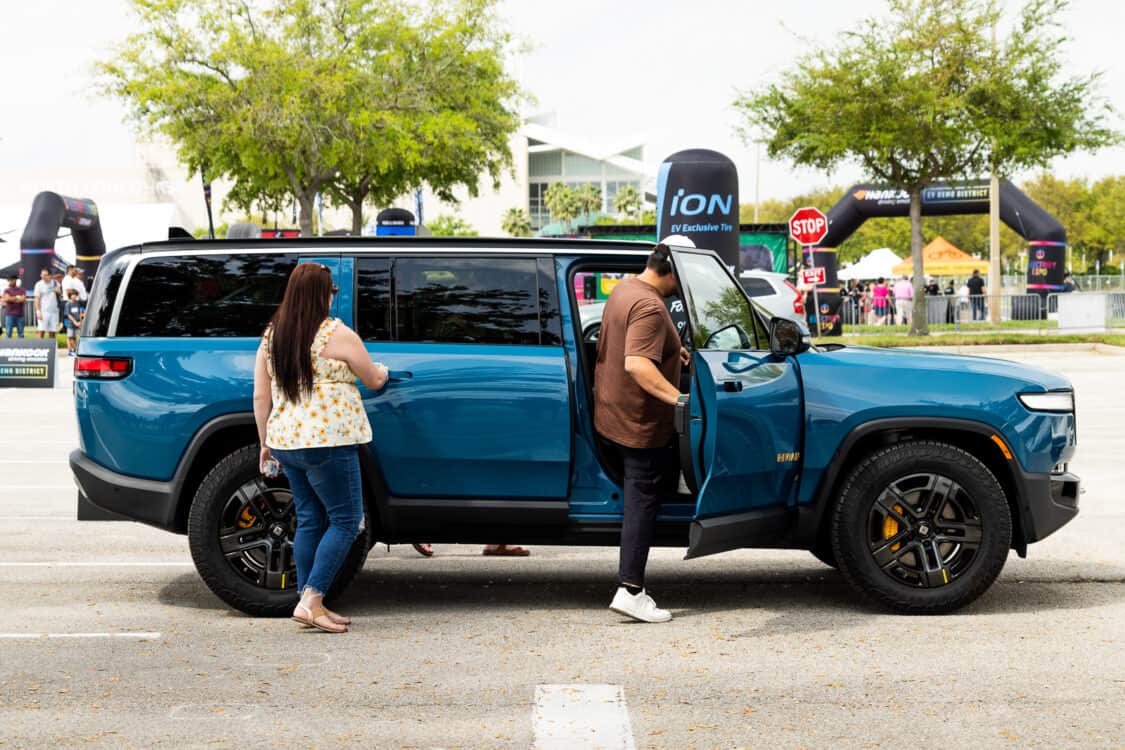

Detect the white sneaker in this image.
[609,587,672,623]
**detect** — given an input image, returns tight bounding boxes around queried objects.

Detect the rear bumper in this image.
[70,450,179,531]
[1019,469,1080,544]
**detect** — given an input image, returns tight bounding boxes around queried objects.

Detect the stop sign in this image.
[788,206,829,246]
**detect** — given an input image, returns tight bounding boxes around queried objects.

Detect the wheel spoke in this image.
[870,531,912,567]
[875,491,912,527]
[916,475,954,520]
[220,528,271,556]
[936,519,983,545]
[918,539,949,588]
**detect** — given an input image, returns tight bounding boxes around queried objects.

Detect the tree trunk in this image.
[909,188,928,336]
[350,196,363,236]
[297,192,315,237]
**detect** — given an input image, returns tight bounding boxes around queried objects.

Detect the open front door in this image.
[669,248,803,559]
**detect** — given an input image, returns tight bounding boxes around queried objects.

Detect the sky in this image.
[1,0,1122,212]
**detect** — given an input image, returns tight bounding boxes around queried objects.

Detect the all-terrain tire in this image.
[187,445,369,617]
[830,440,1011,615]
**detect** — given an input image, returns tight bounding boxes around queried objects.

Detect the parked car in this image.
[71,237,1080,616]
[739,269,804,322]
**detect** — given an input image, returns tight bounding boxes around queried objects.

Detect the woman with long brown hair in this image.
[253,263,388,633]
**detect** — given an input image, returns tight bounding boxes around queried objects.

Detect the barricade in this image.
[1107,293,1125,331]
[839,293,1045,335]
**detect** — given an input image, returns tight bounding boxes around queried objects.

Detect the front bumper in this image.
[70,449,179,530]
[1018,469,1080,544]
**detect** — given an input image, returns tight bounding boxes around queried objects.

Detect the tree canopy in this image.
[99,0,523,236]
[736,0,1118,334]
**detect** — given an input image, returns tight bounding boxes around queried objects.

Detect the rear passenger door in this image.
[353,254,571,500]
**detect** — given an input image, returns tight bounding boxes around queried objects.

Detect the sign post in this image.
[788,207,829,338]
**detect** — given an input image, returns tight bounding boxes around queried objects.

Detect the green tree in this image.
[100,0,521,237]
[736,0,1118,335]
[544,182,579,232]
[427,215,478,237]
[612,184,642,222]
[501,207,533,237]
[576,183,603,223]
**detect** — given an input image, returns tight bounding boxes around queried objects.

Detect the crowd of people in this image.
[1,266,87,353]
[841,269,991,325]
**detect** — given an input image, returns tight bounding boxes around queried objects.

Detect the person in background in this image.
[924,276,940,296]
[62,266,88,302]
[63,289,84,357]
[966,269,987,320]
[944,278,956,324]
[254,263,388,633]
[892,274,914,325]
[33,269,61,340]
[870,277,890,325]
[1062,272,1079,293]
[2,276,27,338]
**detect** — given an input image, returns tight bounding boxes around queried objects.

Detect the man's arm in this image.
[624,356,681,405]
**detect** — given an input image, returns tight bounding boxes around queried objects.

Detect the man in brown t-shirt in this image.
[595,243,689,623]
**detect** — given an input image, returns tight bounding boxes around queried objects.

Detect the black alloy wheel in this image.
[217,478,297,591]
[831,440,1011,615]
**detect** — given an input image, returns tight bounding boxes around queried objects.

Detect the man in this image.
[62,265,88,302]
[34,268,61,340]
[2,276,27,338]
[966,269,987,320]
[892,274,914,325]
[595,243,689,623]
[1062,272,1079,293]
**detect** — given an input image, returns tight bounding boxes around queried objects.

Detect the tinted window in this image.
[84,248,136,337]
[677,252,765,350]
[537,257,562,346]
[116,254,298,337]
[395,257,541,345]
[355,257,392,341]
[740,277,774,297]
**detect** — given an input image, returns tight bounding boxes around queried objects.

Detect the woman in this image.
[870,277,889,325]
[253,263,388,633]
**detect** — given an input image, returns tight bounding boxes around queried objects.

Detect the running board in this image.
[684,508,791,560]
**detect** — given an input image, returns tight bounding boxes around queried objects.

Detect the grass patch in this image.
[842,320,1057,334]
[815,333,1125,348]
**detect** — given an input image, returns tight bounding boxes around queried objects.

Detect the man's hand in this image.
[679,347,690,367]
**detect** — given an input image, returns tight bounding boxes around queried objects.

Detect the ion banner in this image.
[656,149,739,269]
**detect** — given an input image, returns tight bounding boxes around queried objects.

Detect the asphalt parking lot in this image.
[2,345,1123,750]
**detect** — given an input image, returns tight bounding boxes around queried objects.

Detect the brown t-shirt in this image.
[594,277,682,449]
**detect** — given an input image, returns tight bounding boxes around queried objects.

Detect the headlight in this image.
[1018,390,1074,413]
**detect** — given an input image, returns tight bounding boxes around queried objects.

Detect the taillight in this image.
[74,356,133,380]
[784,280,804,314]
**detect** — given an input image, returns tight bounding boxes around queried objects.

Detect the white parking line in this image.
[533,684,636,750]
[2,485,78,490]
[0,562,192,567]
[0,632,161,640]
[0,516,72,520]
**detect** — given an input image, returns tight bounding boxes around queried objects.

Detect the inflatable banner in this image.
[656,149,739,269]
[1026,241,1067,292]
[19,192,105,284]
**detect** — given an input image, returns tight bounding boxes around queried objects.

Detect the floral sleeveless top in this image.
[263,318,372,449]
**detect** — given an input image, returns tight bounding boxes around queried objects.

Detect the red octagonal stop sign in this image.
[788,206,829,246]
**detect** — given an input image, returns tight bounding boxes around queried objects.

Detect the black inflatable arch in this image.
[18,191,105,283]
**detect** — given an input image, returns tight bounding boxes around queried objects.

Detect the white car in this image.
[738,270,805,324]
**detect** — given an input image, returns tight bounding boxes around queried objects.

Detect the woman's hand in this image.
[259,445,274,474]
[372,362,389,390]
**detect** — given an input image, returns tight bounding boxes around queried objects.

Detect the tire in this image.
[810,542,838,569]
[187,445,369,617]
[830,440,1011,615]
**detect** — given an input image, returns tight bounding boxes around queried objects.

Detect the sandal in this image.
[412,543,434,557]
[292,602,347,633]
[482,544,530,556]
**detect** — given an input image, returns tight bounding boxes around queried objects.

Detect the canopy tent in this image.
[837,247,903,281]
[891,236,988,277]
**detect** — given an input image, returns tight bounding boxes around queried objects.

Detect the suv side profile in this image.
[71,238,1080,615]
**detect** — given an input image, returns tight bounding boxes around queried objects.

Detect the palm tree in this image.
[576,183,602,224]
[501,207,533,237]
[544,182,579,233]
[613,184,642,222]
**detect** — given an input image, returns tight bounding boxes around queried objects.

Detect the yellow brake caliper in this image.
[883,504,903,551]
[237,505,257,529]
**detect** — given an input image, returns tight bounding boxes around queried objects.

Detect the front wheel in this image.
[830,441,1011,614]
[187,445,368,617]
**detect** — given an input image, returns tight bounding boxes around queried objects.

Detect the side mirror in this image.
[769,317,810,357]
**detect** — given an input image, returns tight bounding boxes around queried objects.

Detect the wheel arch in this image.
[799,417,1027,557]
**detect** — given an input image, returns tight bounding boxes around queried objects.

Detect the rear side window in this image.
[740,277,774,297]
[355,257,392,341]
[116,254,298,337]
[395,257,541,345]
[82,248,136,337]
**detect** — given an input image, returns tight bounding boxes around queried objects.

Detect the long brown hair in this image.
[268,263,334,402]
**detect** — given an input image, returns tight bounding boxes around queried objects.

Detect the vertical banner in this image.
[656,149,740,269]
[809,247,842,336]
[1026,241,1067,292]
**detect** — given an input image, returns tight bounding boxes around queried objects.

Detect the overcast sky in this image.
[1,0,1122,205]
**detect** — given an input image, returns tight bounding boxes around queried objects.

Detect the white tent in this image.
[837,247,903,281]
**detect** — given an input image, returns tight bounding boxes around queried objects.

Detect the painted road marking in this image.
[0,562,192,567]
[0,632,161,640]
[0,516,73,520]
[533,684,636,750]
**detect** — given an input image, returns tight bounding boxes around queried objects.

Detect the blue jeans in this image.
[4,314,25,338]
[272,445,364,596]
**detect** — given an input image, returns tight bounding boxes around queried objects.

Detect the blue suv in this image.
[71,238,1080,615]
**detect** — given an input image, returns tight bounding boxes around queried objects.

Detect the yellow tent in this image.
[891,236,989,277]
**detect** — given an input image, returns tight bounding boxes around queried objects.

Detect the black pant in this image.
[612,440,678,588]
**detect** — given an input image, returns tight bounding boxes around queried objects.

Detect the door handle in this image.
[387,370,413,382]
[720,380,743,393]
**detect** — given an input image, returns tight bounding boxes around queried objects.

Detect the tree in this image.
[501,208,533,237]
[544,182,579,233]
[613,184,642,222]
[575,183,602,223]
[427,215,478,237]
[99,0,522,237]
[736,0,1118,335]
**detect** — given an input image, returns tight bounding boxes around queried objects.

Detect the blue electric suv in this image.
[70,237,1080,615]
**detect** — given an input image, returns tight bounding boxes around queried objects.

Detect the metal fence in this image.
[1108,293,1125,331]
[840,293,1048,334]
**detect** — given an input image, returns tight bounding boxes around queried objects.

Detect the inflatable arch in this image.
[19,192,105,283]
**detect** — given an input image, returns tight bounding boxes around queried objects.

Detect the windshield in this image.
[675,252,765,351]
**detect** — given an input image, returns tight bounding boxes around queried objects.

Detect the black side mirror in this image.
[769,317,810,357]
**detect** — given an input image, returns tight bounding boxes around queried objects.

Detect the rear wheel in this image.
[187,445,368,617]
[830,441,1011,614]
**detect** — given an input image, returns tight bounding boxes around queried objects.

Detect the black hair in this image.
[646,243,673,276]
[7,275,18,282]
